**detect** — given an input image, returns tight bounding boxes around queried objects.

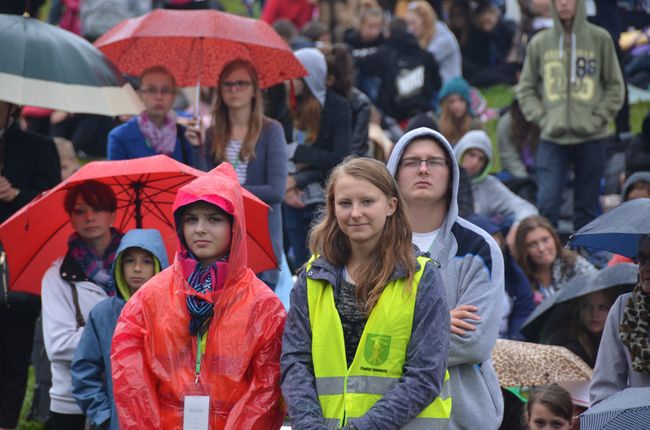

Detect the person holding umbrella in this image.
[71,228,169,430]
[590,235,650,404]
[281,157,451,429]
[41,180,122,430]
[0,101,61,430]
[186,59,288,290]
[107,66,195,166]
[111,163,286,429]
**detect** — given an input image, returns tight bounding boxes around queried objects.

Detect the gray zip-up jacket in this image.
[281,253,450,429]
[387,127,505,430]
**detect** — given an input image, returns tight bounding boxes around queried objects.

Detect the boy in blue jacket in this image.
[71,229,168,430]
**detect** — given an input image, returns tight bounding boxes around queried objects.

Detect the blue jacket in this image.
[107,116,194,166]
[503,250,535,340]
[71,229,168,430]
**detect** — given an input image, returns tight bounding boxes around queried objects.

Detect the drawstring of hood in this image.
[558,33,577,83]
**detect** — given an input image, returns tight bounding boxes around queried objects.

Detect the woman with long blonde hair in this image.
[281,157,451,429]
[405,0,462,83]
[187,59,288,289]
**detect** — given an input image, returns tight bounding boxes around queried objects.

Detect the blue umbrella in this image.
[580,387,650,429]
[569,199,650,258]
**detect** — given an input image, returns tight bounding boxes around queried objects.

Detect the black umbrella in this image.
[569,198,650,258]
[0,13,142,115]
[521,263,638,340]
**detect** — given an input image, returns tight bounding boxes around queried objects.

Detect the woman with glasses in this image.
[107,66,195,166]
[186,59,288,290]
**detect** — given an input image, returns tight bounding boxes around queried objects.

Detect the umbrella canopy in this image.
[521,263,638,340]
[580,387,650,429]
[0,13,142,115]
[0,155,275,295]
[569,199,650,258]
[492,339,593,387]
[94,9,306,88]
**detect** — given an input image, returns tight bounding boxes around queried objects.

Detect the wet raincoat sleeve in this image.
[349,262,450,430]
[224,296,287,429]
[71,309,111,428]
[111,295,162,429]
[281,270,327,429]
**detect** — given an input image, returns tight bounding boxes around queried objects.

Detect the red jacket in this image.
[111,163,286,429]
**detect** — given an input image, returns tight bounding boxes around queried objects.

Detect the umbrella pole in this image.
[134,182,143,229]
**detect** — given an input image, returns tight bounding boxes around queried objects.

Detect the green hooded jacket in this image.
[516,0,624,144]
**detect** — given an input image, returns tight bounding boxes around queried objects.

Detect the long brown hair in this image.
[407,0,437,49]
[510,99,539,160]
[514,215,577,286]
[288,79,321,143]
[438,97,474,145]
[308,157,416,315]
[210,60,263,164]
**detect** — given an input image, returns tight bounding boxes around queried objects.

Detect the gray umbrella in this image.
[521,263,638,340]
[569,198,650,258]
[580,387,650,429]
[0,13,142,115]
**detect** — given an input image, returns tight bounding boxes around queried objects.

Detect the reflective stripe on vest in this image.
[307,256,452,429]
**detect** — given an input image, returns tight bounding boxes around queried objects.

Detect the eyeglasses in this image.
[633,253,649,265]
[221,80,252,92]
[399,157,449,170]
[139,86,175,96]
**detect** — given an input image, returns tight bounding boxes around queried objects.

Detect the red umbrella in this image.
[0,155,276,295]
[94,9,306,88]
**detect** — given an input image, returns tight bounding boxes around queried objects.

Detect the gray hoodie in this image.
[295,48,327,107]
[454,130,538,224]
[387,127,505,430]
[621,171,650,201]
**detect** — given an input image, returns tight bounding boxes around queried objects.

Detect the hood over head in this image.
[113,228,169,300]
[295,48,327,107]
[387,127,459,247]
[454,130,493,183]
[622,171,650,201]
[172,163,249,284]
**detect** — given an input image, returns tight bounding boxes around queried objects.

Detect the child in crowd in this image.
[71,229,169,430]
[111,164,286,429]
[527,384,574,430]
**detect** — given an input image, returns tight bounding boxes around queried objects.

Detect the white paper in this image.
[183,395,210,430]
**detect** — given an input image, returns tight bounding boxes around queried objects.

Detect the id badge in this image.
[183,383,211,430]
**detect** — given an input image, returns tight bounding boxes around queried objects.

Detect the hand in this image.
[184,119,202,147]
[284,188,305,208]
[506,223,519,256]
[450,304,481,336]
[286,175,297,191]
[0,177,18,202]
[50,110,69,125]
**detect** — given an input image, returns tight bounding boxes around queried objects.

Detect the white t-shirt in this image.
[412,229,440,254]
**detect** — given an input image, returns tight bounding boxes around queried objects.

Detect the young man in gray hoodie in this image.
[387,127,505,429]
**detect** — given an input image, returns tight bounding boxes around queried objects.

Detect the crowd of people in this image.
[2,0,650,428]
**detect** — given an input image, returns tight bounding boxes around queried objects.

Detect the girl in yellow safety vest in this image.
[280,156,452,430]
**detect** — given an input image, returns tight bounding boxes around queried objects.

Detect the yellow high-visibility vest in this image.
[306,256,452,430]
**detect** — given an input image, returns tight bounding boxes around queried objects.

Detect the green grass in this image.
[18,368,45,430]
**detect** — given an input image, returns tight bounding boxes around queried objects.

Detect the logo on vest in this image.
[364,334,391,366]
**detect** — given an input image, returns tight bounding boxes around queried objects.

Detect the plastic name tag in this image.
[183,395,210,430]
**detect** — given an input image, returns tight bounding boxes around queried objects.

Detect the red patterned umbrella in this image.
[94,9,306,88]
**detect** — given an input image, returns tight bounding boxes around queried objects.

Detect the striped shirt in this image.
[225,139,249,184]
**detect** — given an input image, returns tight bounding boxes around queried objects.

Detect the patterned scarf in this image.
[181,252,229,336]
[67,228,122,295]
[619,283,650,374]
[136,110,178,155]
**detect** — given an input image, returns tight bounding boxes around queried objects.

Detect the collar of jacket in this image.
[59,252,91,283]
[306,248,428,286]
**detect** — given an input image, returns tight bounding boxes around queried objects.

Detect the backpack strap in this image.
[67,281,85,328]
